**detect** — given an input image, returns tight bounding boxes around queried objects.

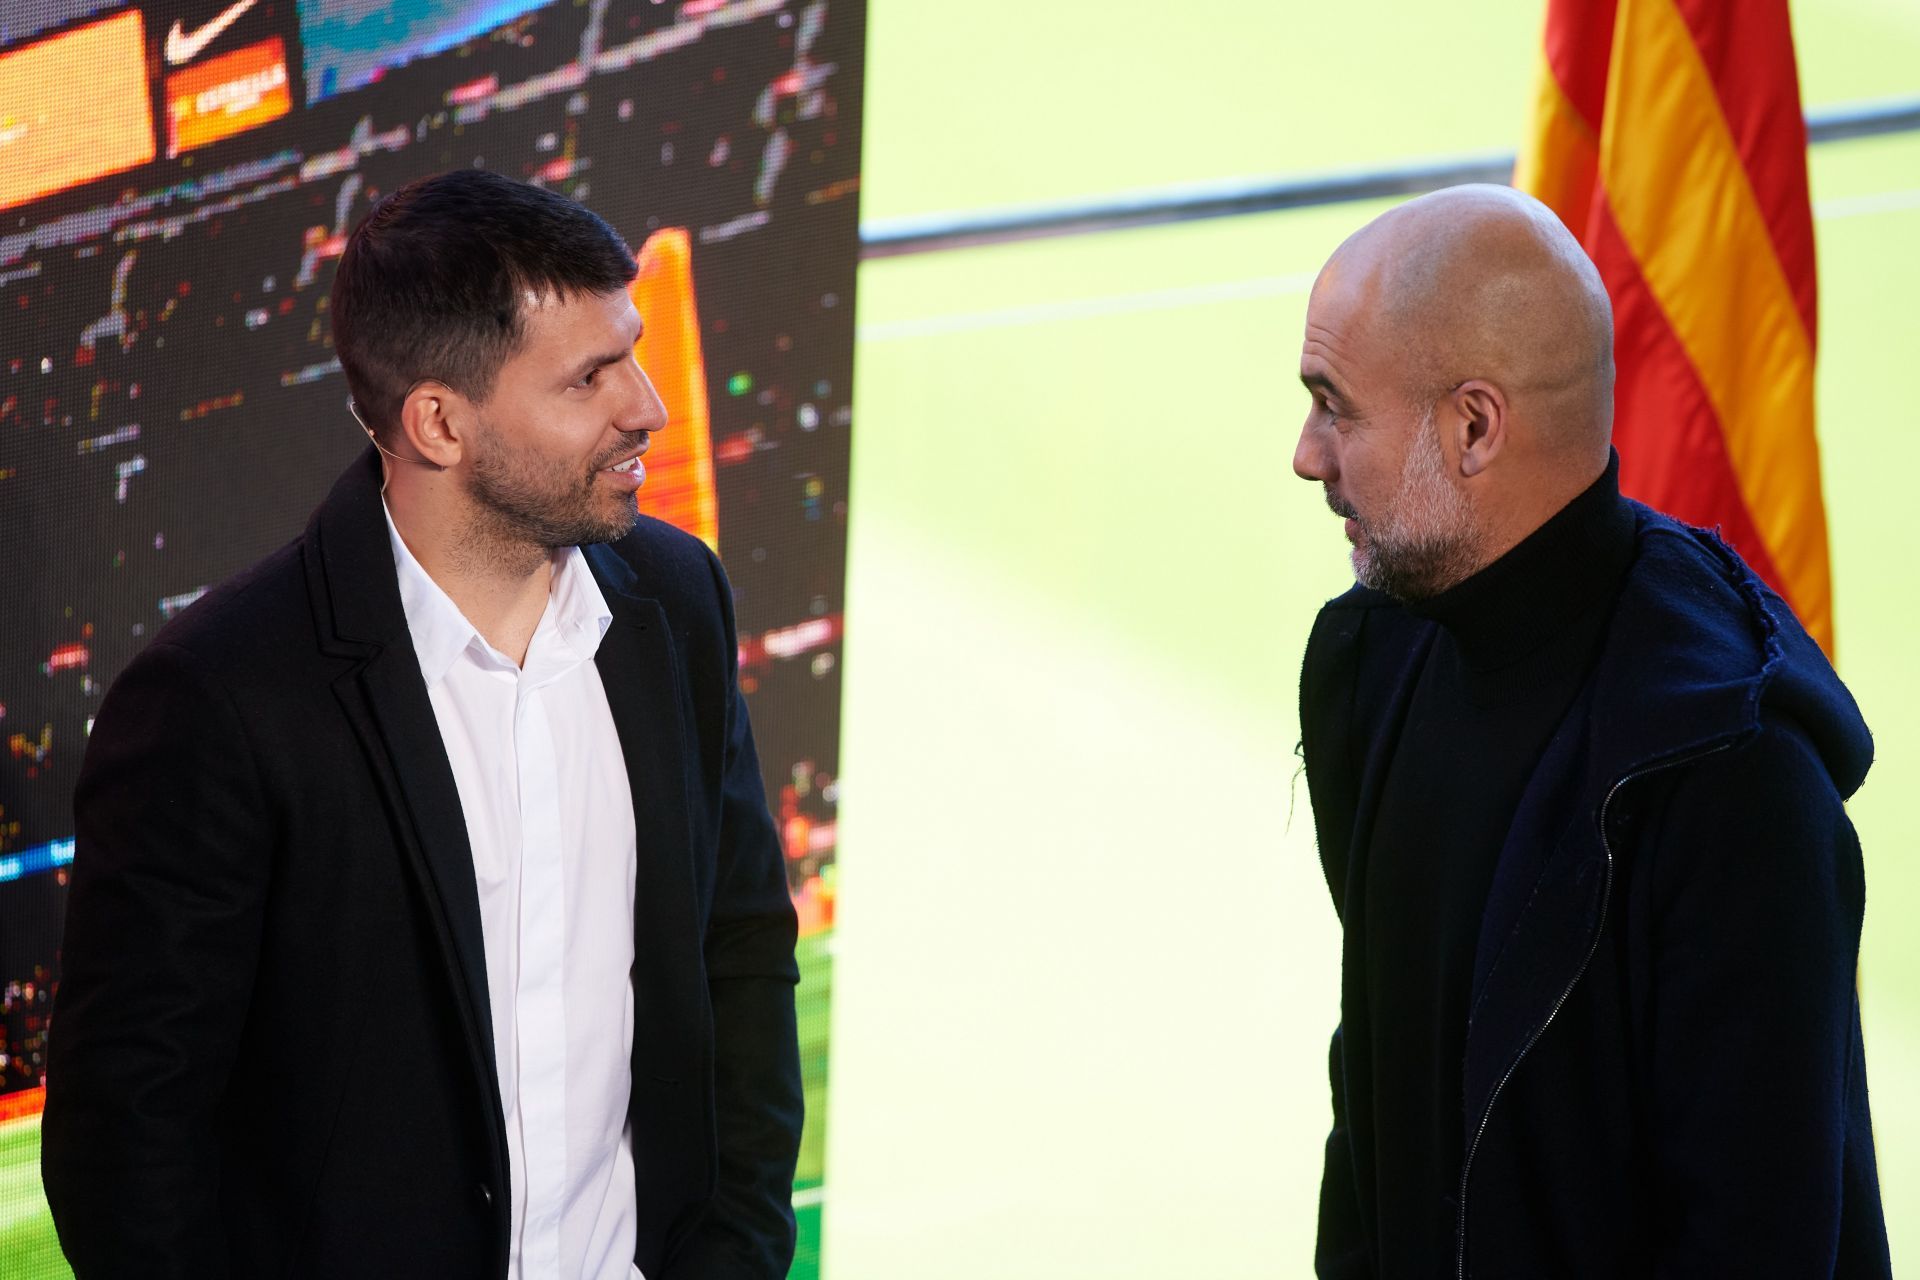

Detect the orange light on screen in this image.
[629,228,719,552]
[165,36,292,158]
[0,1085,45,1124]
[0,10,155,210]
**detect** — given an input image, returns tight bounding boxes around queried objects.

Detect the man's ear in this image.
[1449,379,1508,478]
[398,381,470,467]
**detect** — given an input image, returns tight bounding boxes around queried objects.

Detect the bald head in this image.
[1329,184,1614,455]
[1294,186,1619,599]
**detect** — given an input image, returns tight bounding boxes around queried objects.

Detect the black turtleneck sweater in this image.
[1360,457,1636,1272]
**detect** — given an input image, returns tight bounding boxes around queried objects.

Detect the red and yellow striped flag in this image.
[1515,0,1833,656]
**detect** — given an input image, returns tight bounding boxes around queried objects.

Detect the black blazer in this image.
[43,448,802,1279]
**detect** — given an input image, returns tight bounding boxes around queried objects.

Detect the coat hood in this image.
[1584,507,1872,798]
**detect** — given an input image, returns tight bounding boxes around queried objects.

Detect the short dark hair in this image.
[331,168,638,436]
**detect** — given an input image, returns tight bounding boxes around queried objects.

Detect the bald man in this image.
[1293,186,1889,1279]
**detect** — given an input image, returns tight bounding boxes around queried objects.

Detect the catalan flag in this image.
[1515,0,1832,655]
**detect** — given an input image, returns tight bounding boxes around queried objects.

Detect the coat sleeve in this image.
[1315,1024,1372,1279]
[41,640,272,1279]
[1641,719,1890,1278]
[661,550,804,1280]
[1300,598,1374,1278]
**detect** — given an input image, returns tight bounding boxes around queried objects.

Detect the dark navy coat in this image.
[1302,505,1890,1278]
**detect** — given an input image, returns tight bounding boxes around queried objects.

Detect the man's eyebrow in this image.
[565,323,645,382]
[1300,371,1348,403]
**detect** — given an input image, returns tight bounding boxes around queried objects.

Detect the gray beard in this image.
[1353,410,1481,601]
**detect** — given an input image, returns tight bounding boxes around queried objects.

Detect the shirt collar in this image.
[381,503,614,686]
[543,538,616,665]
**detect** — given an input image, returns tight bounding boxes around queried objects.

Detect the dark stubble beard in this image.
[462,414,641,559]
[1342,408,1483,601]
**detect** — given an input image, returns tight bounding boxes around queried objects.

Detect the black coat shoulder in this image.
[598,514,733,620]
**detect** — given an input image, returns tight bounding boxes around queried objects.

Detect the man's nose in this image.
[618,357,670,436]
[1293,419,1332,483]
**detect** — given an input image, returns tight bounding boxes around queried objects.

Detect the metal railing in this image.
[859,93,1920,260]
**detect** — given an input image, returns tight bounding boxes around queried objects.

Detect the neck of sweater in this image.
[1409,452,1635,673]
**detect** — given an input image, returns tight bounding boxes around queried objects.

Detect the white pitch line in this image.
[857,272,1318,343]
[856,187,1920,344]
[1814,188,1920,220]
[792,1184,827,1209]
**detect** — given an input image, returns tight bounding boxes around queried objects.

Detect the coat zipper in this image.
[1453,740,1733,1280]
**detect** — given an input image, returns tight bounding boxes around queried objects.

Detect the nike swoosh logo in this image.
[165,0,259,65]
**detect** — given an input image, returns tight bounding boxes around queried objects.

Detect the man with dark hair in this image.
[43,168,803,1279]
[1294,185,1890,1277]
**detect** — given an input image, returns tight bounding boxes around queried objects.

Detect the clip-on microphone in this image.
[349,398,444,475]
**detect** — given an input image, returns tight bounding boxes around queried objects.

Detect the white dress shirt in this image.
[385,506,644,1280]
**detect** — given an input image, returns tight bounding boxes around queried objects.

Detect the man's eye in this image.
[576,368,599,389]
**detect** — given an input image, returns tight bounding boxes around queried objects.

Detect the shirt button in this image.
[476,1182,494,1207]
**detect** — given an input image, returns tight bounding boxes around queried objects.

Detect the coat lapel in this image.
[343,654,497,1078]
[303,449,499,1091]
[583,544,706,1084]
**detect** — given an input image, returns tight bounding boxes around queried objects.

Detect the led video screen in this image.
[0,1,862,1272]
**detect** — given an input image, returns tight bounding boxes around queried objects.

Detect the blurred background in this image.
[0,1,1914,1276]
[829,1,1920,1276]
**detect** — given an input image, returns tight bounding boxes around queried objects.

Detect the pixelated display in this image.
[165,34,295,157]
[298,0,550,101]
[0,1,862,1271]
[0,11,155,208]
